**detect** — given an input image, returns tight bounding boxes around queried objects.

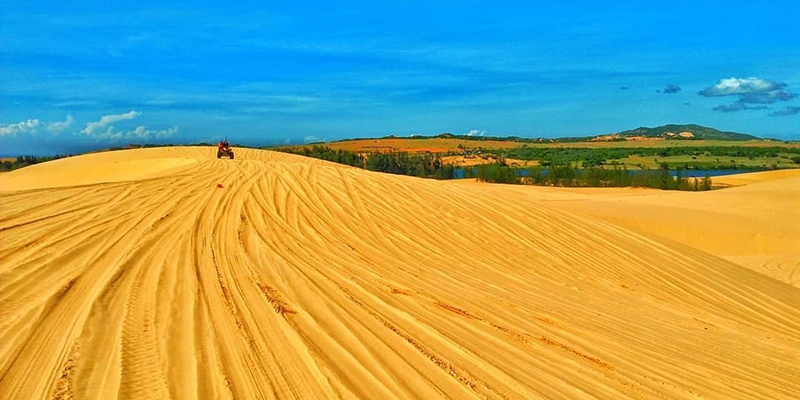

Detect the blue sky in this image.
[1,1,799,155]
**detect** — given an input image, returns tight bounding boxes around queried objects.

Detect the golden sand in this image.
[1,147,798,399]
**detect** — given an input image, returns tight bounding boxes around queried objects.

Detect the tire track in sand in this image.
[1,147,798,400]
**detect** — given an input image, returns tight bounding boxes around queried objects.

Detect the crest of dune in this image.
[1,147,798,399]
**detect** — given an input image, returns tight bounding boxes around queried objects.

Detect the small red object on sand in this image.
[217,184,224,188]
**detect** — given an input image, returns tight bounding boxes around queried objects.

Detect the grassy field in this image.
[611,154,799,170]
[286,137,800,153]
[276,137,800,171]
[295,138,521,153]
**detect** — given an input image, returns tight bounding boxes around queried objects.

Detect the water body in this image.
[453,168,756,179]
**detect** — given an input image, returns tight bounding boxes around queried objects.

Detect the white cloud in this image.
[82,126,122,141]
[0,119,40,136]
[699,77,779,96]
[82,111,140,135]
[467,129,486,136]
[104,127,123,140]
[126,125,178,139]
[83,125,178,142]
[699,77,795,113]
[47,115,74,133]
[303,135,326,143]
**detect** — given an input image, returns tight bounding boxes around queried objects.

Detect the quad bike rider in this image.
[217,140,234,159]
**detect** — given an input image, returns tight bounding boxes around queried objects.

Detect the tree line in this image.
[1,155,74,172]
[276,146,456,179]
[469,163,713,191]
[480,145,800,168]
[279,145,713,190]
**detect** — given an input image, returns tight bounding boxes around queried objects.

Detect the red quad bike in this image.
[217,143,234,159]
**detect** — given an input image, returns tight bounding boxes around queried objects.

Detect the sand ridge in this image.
[464,169,800,287]
[1,147,799,399]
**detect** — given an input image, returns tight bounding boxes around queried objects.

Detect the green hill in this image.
[330,124,761,144]
[614,124,758,141]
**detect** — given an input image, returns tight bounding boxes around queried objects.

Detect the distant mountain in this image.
[330,124,761,145]
[612,124,759,141]
[427,124,760,143]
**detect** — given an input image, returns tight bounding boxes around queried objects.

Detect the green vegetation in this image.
[365,152,455,179]
[1,155,74,171]
[615,124,757,140]
[279,145,713,190]
[483,145,800,170]
[278,145,455,179]
[468,163,518,184]
[278,145,365,168]
[329,124,763,144]
[471,163,713,191]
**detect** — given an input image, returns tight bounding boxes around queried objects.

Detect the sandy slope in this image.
[473,169,800,287]
[1,147,798,400]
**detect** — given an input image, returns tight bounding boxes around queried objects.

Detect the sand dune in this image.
[477,169,800,287]
[1,147,798,399]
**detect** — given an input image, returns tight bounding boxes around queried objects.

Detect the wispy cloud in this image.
[657,84,681,94]
[467,129,486,136]
[82,111,140,135]
[303,135,327,143]
[86,127,123,140]
[47,115,74,133]
[712,103,768,113]
[769,106,800,117]
[700,77,795,112]
[0,119,40,136]
[79,111,177,142]
[699,77,787,97]
[81,125,178,142]
[127,125,178,139]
